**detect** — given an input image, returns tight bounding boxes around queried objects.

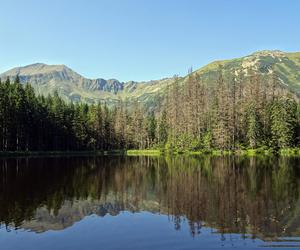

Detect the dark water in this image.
[1,156,300,249]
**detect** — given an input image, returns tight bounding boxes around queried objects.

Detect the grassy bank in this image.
[127,148,300,157]
[182,148,274,156]
[126,149,161,156]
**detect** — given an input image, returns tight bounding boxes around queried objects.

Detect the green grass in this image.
[185,150,232,156]
[280,148,300,156]
[126,149,161,156]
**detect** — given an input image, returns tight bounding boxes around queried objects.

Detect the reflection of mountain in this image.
[22,197,161,233]
[1,156,300,240]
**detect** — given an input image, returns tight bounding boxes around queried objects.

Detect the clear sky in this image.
[0,0,299,81]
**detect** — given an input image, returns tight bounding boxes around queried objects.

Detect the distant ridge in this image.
[1,50,300,106]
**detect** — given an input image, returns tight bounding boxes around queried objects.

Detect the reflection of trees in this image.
[0,155,300,240]
[160,156,300,240]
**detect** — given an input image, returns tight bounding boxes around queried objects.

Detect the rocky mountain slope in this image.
[0,63,173,106]
[1,50,300,106]
[21,197,161,233]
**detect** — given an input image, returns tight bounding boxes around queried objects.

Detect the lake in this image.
[1,155,300,249]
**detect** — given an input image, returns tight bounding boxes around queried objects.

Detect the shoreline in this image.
[0,150,125,158]
[127,148,300,156]
[1,148,300,158]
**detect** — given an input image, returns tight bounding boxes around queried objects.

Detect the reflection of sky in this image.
[0,212,268,250]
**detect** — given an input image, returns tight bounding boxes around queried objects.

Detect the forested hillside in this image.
[0,76,159,151]
[0,51,300,151]
[1,63,300,152]
[163,69,298,151]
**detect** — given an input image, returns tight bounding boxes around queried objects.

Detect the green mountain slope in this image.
[192,50,300,94]
[1,50,300,106]
[0,63,174,106]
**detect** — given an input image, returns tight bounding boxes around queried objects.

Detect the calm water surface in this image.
[1,155,300,249]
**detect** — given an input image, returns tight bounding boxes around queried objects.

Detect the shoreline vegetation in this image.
[2,148,300,157]
[121,148,300,156]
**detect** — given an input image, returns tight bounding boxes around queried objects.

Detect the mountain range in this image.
[1,50,300,106]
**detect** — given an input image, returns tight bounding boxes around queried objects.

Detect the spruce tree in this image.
[246,103,262,149]
[158,110,168,147]
[271,97,297,149]
[145,111,156,147]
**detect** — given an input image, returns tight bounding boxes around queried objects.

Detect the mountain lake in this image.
[1,155,300,249]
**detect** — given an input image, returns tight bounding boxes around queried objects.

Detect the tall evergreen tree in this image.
[146,111,157,147]
[271,97,297,149]
[158,110,168,147]
[246,103,262,149]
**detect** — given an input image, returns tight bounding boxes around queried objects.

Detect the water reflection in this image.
[0,155,300,242]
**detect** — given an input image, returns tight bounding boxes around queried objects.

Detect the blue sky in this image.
[0,0,299,81]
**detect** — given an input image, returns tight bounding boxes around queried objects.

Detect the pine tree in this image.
[146,111,157,147]
[24,84,37,151]
[11,77,27,150]
[271,97,297,149]
[158,110,168,147]
[212,66,231,150]
[246,103,262,149]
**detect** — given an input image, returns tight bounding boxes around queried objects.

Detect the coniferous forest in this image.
[0,68,300,153]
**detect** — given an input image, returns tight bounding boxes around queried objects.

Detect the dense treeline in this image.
[0,76,155,151]
[162,68,300,151]
[1,68,300,152]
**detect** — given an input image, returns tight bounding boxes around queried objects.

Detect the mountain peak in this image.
[25,63,47,67]
[251,50,285,57]
[1,63,74,77]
